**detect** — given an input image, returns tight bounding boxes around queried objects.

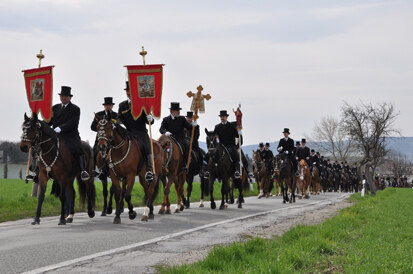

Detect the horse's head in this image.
[96,113,114,159]
[20,113,42,153]
[274,153,291,173]
[252,150,262,165]
[299,159,307,169]
[205,128,218,153]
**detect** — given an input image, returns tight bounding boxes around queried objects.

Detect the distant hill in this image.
[199,137,413,161]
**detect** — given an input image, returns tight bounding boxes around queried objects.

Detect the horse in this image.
[311,164,321,195]
[182,148,209,209]
[332,169,340,192]
[319,166,329,193]
[252,150,271,198]
[297,159,311,199]
[157,134,187,214]
[96,114,163,223]
[20,113,95,225]
[341,171,351,192]
[273,153,296,203]
[205,129,244,209]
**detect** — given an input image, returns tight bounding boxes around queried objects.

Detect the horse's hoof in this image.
[88,210,95,218]
[66,217,73,223]
[58,219,66,225]
[229,199,235,204]
[101,211,107,216]
[174,208,180,213]
[219,205,225,210]
[141,215,148,222]
[166,210,171,215]
[185,203,190,209]
[106,207,113,215]
[148,213,154,220]
[211,202,216,209]
[238,203,242,209]
[180,205,185,211]
[31,218,40,225]
[283,200,286,204]
[129,211,137,220]
[113,217,121,224]
[158,209,165,215]
[199,203,204,208]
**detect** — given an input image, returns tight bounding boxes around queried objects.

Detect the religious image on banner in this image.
[22,65,54,122]
[125,64,163,120]
[30,79,45,101]
[137,75,155,98]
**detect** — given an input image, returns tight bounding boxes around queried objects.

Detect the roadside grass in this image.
[160,188,413,273]
[0,179,259,223]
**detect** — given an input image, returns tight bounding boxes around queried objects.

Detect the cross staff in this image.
[186,85,211,169]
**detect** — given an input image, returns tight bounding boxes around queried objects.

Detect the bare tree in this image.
[308,115,356,161]
[341,101,399,195]
[383,150,413,178]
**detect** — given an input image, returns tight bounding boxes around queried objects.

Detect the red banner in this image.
[22,66,54,122]
[125,64,163,120]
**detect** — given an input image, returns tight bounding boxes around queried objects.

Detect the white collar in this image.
[62,103,69,108]
[221,122,227,125]
[284,137,288,141]
[170,114,175,120]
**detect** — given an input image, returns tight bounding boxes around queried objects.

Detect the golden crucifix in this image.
[139,46,147,65]
[36,49,44,68]
[186,85,211,168]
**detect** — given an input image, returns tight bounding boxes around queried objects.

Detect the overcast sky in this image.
[1,0,412,146]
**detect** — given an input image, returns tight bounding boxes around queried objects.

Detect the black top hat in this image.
[102,97,115,105]
[282,128,290,134]
[124,81,130,91]
[316,152,320,155]
[169,102,182,110]
[301,138,306,143]
[311,149,315,153]
[58,86,73,97]
[259,142,264,147]
[265,142,270,147]
[219,110,229,117]
[295,141,300,145]
[321,155,324,158]
[186,111,193,118]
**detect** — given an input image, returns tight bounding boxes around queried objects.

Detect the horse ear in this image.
[24,113,29,121]
[204,128,209,135]
[32,112,38,120]
[94,112,100,121]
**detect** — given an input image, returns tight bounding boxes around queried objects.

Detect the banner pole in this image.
[25,148,32,183]
[187,125,196,169]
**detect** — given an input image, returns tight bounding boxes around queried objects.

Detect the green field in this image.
[0,179,259,223]
[160,188,413,273]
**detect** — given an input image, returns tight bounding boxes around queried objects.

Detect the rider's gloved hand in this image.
[165,131,172,136]
[147,114,153,122]
[54,127,61,133]
[192,121,197,126]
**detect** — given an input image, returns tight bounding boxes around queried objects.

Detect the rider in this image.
[90,97,118,179]
[184,111,204,164]
[213,110,242,179]
[296,138,310,168]
[264,142,274,174]
[277,128,298,176]
[118,81,155,182]
[293,141,300,159]
[160,102,195,171]
[309,149,320,173]
[48,86,89,180]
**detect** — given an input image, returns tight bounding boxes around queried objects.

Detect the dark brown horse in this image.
[157,134,186,214]
[273,153,296,203]
[96,114,163,223]
[20,113,95,225]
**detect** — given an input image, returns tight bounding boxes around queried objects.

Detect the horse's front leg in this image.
[32,173,48,225]
[58,181,67,225]
[210,176,216,209]
[219,178,228,210]
[107,184,114,214]
[112,178,122,224]
[66,183,76,223]
[101,178,108,216]
[184,176,193,209]
[237,178,243,209]
[124,176,137,220]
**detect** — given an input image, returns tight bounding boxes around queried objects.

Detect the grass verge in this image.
[159,188,413,273]
[0,179,259,223]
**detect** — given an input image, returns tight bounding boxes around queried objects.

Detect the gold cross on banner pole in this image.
[186,85,211,168]
[36,49,44,68]
[139,46,147,66]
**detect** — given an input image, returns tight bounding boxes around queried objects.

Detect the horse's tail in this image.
[78,142,97,209]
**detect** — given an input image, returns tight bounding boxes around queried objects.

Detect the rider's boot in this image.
[145,154,154,183]
[78,155,90,181]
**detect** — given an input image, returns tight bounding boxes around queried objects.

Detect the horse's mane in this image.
[39,121,58,143]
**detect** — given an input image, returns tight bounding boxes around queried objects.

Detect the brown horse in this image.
[311,164,321,195]
[252,150,271,198]
[20,113,95,225]
[298,159,312,199]
[273,153,296,203]
[96,114,164,223]
[157,134,186,214]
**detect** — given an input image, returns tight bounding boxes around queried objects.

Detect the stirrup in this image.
[234,171,240,179]
[145,171,154,183]
[204,171,210,179]
[25,175,34,181]
[81,171,90,181]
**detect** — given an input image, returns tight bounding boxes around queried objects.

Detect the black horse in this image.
[205,129,245,210]
[182,148,209,209]
[20,113,96,225]
[273,153,296,204]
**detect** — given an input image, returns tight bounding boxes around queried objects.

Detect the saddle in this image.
[170,136,184,156]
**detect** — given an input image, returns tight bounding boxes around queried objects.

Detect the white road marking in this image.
[23,194,348,274]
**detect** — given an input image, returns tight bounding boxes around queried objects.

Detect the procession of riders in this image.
[21,82,404,225]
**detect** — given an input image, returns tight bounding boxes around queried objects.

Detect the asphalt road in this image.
[0,192,349,274]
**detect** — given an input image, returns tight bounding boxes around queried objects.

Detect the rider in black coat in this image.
[160,102,194,170]
[277,128,298,176]
[48,86,89,180]
[117,82,155,181]
[296,138,310,161]
[213,110,241,178]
